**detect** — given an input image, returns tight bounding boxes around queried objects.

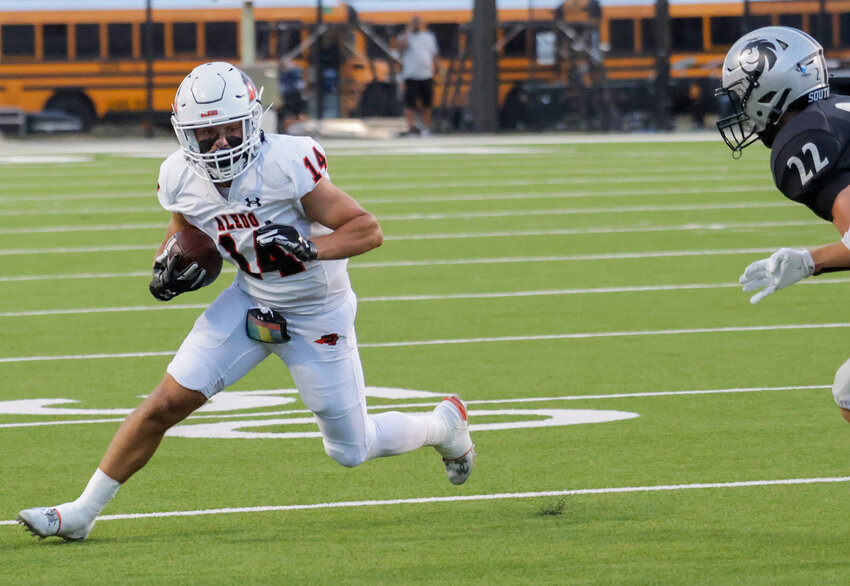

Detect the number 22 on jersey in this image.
[786,142,830,186]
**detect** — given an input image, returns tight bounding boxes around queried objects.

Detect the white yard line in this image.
[0,223,163,235]
[333,175,769,191]
[0,221,822,256]
[0,244,154,256]
[6,279,850,318]
[0,191,151,203]
[0,174,768,201]
[0,165,749,188]
[0,185,771,208]
[2,475,847,527]
[1,323,849,363]
[3,206,163,217]
[375,201,794,220]
[0,247,836,282]
[383,221,818,241]
[0,270,154,282]
[0,201,796,234]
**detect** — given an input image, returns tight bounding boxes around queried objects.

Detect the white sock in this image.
[363,411,449,460]
[57,468,121,523]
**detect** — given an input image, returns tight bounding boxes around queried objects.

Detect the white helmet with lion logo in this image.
[716,26,828,153]
[171,62,265,182]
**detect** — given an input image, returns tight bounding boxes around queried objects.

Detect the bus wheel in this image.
[44,93,95,131]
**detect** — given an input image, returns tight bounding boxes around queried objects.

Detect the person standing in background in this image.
[397,16,440,136]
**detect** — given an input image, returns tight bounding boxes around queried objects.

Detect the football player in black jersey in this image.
[717,26,850,423]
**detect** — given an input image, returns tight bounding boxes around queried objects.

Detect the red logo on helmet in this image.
[240,71,258,101]
[200,109,219,118]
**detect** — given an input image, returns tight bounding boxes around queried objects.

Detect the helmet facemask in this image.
[715,80,763,153]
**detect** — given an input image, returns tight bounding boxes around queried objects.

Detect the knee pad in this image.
[323,440,368,468]
[832,358,850,409]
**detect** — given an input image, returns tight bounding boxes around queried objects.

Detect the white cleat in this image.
[433,396,476,485]
[17,506,95,542]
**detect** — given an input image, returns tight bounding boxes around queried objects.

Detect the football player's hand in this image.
[256,223,318,261]
[739,247,815,304]
[149,252,206,301]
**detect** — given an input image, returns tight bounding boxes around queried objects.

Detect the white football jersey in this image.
[157,134,351,315]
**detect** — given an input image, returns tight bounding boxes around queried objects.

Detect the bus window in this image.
[277,23,302,57]
[75,23,100,59]
[141,22,165,58]
[430,23,459,58]
[255,20,272,59]
[810,13,833,47]
[841,13,850,46]
[536,30,555,65]
[710,16,741,47]
[671,17,702,51]
[44,24,68,60]
[108,23,133,58]
[204,21,238,58]
[750,15,772,29]
[608,19,635,53]
[779,14,803,30]
[2,24,35,57]
[173,22,197,55]
[502,25,528,57]
[640,18,656,54]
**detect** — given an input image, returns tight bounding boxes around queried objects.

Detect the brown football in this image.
[165,228,222,288]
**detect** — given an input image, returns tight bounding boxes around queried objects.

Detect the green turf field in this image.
[2,135,850,584]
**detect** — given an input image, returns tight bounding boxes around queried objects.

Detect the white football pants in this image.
[167,282,432,466]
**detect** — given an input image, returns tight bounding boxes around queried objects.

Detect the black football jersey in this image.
[771,94,850,221]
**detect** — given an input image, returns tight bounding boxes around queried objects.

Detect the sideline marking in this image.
[3,475,849,527]
[2,324,850,363]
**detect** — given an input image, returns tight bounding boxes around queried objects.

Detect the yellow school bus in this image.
[0,1,351,127]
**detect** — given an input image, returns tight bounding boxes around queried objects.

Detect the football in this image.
[165,228,222,288]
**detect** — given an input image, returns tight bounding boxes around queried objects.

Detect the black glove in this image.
[149,252,206,301]
[256,223,318,262]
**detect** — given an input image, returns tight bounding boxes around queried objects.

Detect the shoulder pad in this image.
[156,151,186,209]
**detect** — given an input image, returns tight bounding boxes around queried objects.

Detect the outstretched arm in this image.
[740,185,850,303]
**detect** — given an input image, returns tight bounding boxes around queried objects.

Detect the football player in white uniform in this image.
[18,62,475,542]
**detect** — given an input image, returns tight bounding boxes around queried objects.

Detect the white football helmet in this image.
[172,62,265,182]
[716,26,829,153]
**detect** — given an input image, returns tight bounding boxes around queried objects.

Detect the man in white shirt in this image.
[398,16,440,136]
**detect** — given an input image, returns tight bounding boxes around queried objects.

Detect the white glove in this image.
[739,248,815,304]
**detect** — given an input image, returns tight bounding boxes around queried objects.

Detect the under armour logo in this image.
[245,197,261,208]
